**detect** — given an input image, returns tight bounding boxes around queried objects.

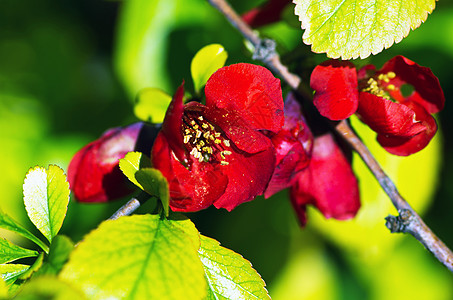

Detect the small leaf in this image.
[191,44,228,93]
[294,0,436,59]
[0,238,39,264]
[0,264,30,285]
[199,235,270,300]
[14,276,86,300]
[59,215,206,300]
[119,152,169,216]
[0,212,49,253]
[119,152,152,189]
[23,165,70,243]
[134,88,172,123]
[18,252,44,280]
[135,168,169,216]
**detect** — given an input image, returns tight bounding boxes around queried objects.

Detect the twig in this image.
[109,192,149,220]
[207,0,453,273]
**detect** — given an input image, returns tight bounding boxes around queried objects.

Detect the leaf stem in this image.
[207,0,453,273]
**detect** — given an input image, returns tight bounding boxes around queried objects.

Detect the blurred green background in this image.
[0,0,452,299]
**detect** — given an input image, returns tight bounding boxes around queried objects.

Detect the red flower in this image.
[68,122,158,202]
[264,93,312,198]
[265,94,360,226]
[242,0,292,28]
[311,56,445,155]
[151,63,284,212]
[290,133,360,226]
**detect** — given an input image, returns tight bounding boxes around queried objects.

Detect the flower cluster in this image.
[67,56,443,226]
[311,56,445,156]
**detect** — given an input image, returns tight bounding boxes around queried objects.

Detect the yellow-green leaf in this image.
[14,276,87,300]
[119,151,152,189]
[0,211,49,253]
[23,165,70,243]
[191,44,228,93]
[134,88,172,123]
[59,215,206,300]
[135,168,170,216]
[199,235,270,300]
[0,238,38,264]
[0,264,29,285]
[119,152,169,216]
[294,0,437,59]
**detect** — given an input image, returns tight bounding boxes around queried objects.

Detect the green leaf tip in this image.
[60,215,206,300]
[294,0,437,59]
[23,165,70,244]
[191,44,228,93]
[135,88,172,123]
[199,235,270,300]
[119,152,170,216]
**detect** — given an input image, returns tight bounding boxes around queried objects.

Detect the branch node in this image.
[252,38,276,62]
[385,209,413,233]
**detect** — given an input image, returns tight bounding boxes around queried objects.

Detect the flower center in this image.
[361,71,396,100]
[182,114,232,166]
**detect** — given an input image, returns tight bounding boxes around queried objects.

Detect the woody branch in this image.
[207,0,453,273]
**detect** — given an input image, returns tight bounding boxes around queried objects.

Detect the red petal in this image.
[204,107,273,153]
[213,145,276,211]
[242,0,292,28]
[357,92,426,137]
[152,132,228,212]
[380,56,445,114]
[205,63,284,133]
[264,93,313,198]
[162,82,187,163]
[290,134,360,225]
[376,101,438,156]
[264,131,308,198]
[282,93,313,154]
[68,123,144,202]
[311,60,359,120]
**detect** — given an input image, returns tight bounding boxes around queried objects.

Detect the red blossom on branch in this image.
[265,94,360,226]
[68,122,158,202]
[152,63,284,212]
[310,56,445,156]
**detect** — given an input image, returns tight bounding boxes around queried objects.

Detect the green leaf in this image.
[294,0,436,59]
[135,169,170,217]
[134,88,172,123]
[18,252,44,281]
[0,264,30,284]
[119,152,169,216]
[0,212,49,253]
[59,215,206,300]
[119,151,152,189]
[36,235,74,276]
[14,276,87,300]
[191,44,228,94]
[199,235,270,300]
[0,238,38,264]
[23,165,70,243]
